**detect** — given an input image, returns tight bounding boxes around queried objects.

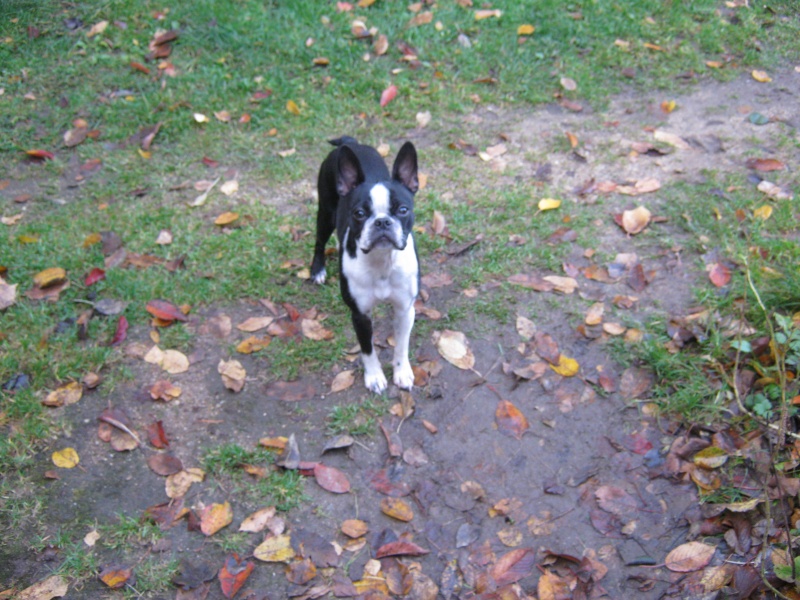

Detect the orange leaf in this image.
[707,263,731,288]
[380,497,414,522]
[200,501,233,536]
[26,149,55,160]
[146,299,188,322]
[495,399,529,440]
[99,565,133,589]
[219,553,254,599]
[380,84,398,108]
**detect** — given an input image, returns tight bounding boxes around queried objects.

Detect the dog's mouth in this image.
[362,233,405,253]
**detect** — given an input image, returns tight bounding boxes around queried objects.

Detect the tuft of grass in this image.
[327,396,387,436]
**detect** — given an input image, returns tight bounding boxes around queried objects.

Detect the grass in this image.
[2,0,800,594]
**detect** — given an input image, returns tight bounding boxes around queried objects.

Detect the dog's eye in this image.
[396,206,408,216]
[353,209,366,220]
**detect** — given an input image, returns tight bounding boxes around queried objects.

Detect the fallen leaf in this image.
[14,575,69,599]
[43,381,83,407]
[665,541,716,572]
[33,267,67,288]
[52,447,80,468]
[301,318,334,341]
[219,553,254,599]
[331,370,355,392]
[381,497,414,521]
[619,367,654,399]
[538,198,561,211]
[150,380,181,401]
[495,399,529,439]
[542,275,577,294]
[516,315,536,340]
[236,316,274,332]
[693,446,728,470]
[518,24,535,35]
[745,157,784,172]
[200,501,233,536]
[215,212,239,226]
[433,330,475,370]
[161,350,189,374]
[751,69,771,83]
[375,541,430,558]
[595,485,637,515]
[86,20,109,37]
[166,468,205,499]
[753,205,773,221]
[380,84,398,108]
[146,299,188,323]
[620,206,651,234]
[475,9,502,20]
[491,548,535,586]
[342,519,369,538]
[25,149,55,161]
[147,453,183,476]
[98,565,133,589]
[236,336,271,354]
[538,569,571,600]
[550,354,579,377]
[707,263,731,288]
[218,359,246,392]
[0,278,18,310]
[253,534,295,563]
[560,77,577,91]
[314,463,351,494]
[239,507,277,532]
[220,180,239,196]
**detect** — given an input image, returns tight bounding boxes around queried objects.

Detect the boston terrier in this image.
[310,136,420,393]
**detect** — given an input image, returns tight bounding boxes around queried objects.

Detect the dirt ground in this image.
[4,69,800,599]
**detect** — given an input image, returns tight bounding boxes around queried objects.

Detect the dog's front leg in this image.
[391,301,415,390]
[351,309,387,393]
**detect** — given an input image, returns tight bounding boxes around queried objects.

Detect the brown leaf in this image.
[620,206,651,235]
[627,263,647,292]
[331,370,355,392]
[43,381,83,407]
[595,485,637,515]
[236,316,274,332]
[619,367,654,399]
[665,541,716,573]
[14,575,68,600]
[314,463,351,493]
[745,157,785,172]
[495,399,529,440]
[342,519,369,538]
[147,453,183,476]
[508,273,555,291]
[218,359,246,392]
[433,329,475,370]
[707,262,731,288]
[149,380,181,401]
[146,299,188,323]
[375,541,430,558]
[146,420,170,448]
[285,557,317,585]
[301,318,334,341]
[380,497,414,522]
[235,336,271,354]
[533,332,560,364]
[538,569,572,600]
[490,548,535,586]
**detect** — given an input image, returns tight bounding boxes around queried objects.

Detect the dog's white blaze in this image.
[369,183,390,217]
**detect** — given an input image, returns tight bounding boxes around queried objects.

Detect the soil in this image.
[3,69,799,599]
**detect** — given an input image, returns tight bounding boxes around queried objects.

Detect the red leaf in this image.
[625,433,653,455]
[495,399,529,440]
[380,84,398,108]
[490,548,536,586]
[708,263,731,288]
[368,467,411,497]
[145,299,188,322]
[219,553,254,599]
[314,463,351,494]
[85,267,106,286]
[202,156,219,168]
[110,316,128,346]
[745,157,785,172]
[130,61,151,74]
[146,453,183,476]
[375,541,430,558]
[146,420,170,448]
[26,149,55,161]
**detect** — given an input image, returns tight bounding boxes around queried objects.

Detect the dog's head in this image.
[337,142,418,254]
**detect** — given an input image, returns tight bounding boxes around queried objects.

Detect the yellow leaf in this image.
[475,9,502,20]
[82,232,102,248]
[705,60,723,69]
[538,198,561,211]
[33,267,67,288]
[517,24,535,35]
[137,148,151,159]
[52,447,80,468]
[86,20,108,38]
[18,234,40,244]
[753,205,773,221]
[236,336,271,354]
[550,355,579,377]
[661,99,677,113]
[254,534,295,562]
[200,501,233,536]
[286,100,301,115]
[215,212,239,226]
[380,497,414,522]
[43,381,83,407]
[751,69,771,83]
[693,446,728,470]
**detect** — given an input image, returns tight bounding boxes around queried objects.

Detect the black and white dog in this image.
[311,137,420,393]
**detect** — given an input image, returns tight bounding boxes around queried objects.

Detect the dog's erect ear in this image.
[336,145,364,197]
[392,142,418,194]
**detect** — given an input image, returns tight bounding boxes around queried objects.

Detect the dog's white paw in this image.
[365,370,388,394]
[312,268,326,285]
[393,361,414,390]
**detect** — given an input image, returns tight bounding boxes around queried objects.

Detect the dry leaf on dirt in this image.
[253,534,295,562]
[236,336,271,354]
[200,501,233,536]
[665,541,716,572]
[585,303,605,326]
[52,447,80,468]
[619,367,654,399]
[301,318,334,341]
[331,370,356,392]
[538,569,572,600]
[342,519,369,538]
[166,468,205,498]
[375,540,430,558]
[380,497,414,522]
[542,275,578,294]
[491,548,536,586]
[236,316,274,332]
[15,574,69,600]
[433,330,475,370]
[495,399,529,440]
[218,359,246,392]
[219,553,254,599]
[516,315,536,340]
[43,381,83,407]
[314,463,351,494]
[239,506,277,533]
[595,485,637,515]
[620,206,651,234]
[98,565,133,589]
[146,453,183,476]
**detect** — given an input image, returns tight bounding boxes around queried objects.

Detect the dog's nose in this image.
[374,217,392,229]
